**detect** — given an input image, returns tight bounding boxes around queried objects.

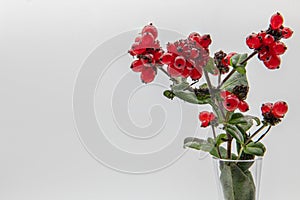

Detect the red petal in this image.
[141,67,156,83]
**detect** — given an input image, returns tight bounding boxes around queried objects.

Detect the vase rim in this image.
[212,156,263,162]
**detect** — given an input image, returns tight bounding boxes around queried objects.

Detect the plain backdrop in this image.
[1,0,299,199]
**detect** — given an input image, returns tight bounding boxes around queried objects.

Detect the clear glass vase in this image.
[212,157,263,200]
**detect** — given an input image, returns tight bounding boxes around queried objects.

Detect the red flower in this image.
[128,23,164,83]
[160,32,211,80]
[261,101,288,125]
[199,111,215,127]
[261,101,288,118]
[221,90,249,112]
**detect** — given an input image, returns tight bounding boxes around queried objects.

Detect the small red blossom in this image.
[221,91,249,112]
[199,111,215,127]
[270,12,284,30]
[271,101,288,118]
[238,100,249,112]
[261,103,273,114]
[223,94,240,112]
[261,101,288,125]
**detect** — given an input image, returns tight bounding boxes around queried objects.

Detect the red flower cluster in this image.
[261,101,288,125]
[129,23,164,83]
[160,32,211,80]
[246,13,293,70]
[261,101,288,118]
[221,91,249,112]
[199,111,215,127]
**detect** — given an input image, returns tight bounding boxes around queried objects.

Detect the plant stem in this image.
[237,147,243,160]
[204,70,231,158]
[227,134,233,159]
[216,100,226,120]
[211,125,217,139]
[245,124,268,144]
[218,72,221,85]
[225,112,233,159]
[218,69,235,89]
[204,70,226,120]
[189,80,199,87]
[203,70,214,93]
[212,126,222,159]
[240,50,258,65]
[255,126,272,143]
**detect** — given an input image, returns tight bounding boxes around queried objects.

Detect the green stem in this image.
[218,69,235,89]
[226,134,233,159]
[203,70,214,94]
[237,147,244,160]
[204,70,234,159]
[245,124,268,144]
[212,126,222,159]
[255,125,272,143]
[224,112,233,159]
[204,70,226,120]
[216,99,226,120]
[240,50,258,65]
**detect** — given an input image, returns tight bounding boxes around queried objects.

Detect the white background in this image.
[1,0,299,199]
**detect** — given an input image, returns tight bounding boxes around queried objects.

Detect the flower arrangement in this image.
[128,13,293,199]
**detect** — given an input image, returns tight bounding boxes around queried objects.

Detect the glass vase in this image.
[212,157,263,200]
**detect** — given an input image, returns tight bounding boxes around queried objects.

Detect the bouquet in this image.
[128,13,293,200]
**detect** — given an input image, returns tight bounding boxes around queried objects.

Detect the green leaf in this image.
[210,146,228,158]
[236,125,247,138]
[171,77,189,90]
[230,53,248,67]
[199,83,208,89]
[225,125,245,144]
[244,142,266,156]
[216,133,227,146]
[245,115,261,126]
[221,72,248,92]
[183,137,214,152]
[230,53,248,75]
[172,89,201,104]
[237,154,255,171]
[235,67,246,74]
[239,120,253,132]
[171,77,210,104]
[228,113,261,131]
[228,113,247,125]
[220,163,256,200]
[204,57,218,74]
[195,83,211,104]
[171,78,199,104]
[207,137,215,144]
[163,90,175,99]
[240,115,261,131]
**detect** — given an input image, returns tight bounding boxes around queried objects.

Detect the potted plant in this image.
[128,13,293,200]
